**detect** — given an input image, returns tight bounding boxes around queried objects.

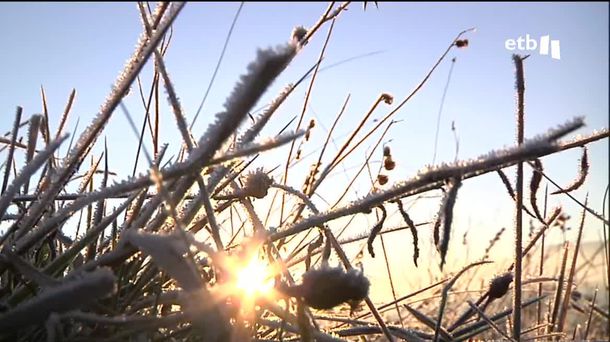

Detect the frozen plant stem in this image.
[512,53,525,340]
[1,107,22,195]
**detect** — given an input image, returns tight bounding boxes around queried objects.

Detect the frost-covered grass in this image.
[0,2,608,341]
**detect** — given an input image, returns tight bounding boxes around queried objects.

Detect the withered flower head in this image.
[383,146,391,157]
[308,118,316,129]
[381,93,394,105]
[377,174,388,185]
[455,39,469,48]
[299,266,370,310]
[291,26,308,45]
[384,157,396,171]
[242,168,273,199]
[488,272,513,299]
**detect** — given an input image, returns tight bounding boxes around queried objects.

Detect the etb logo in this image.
[505,34,561,60]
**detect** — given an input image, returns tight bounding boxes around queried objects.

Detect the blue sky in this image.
[0,2,608,265]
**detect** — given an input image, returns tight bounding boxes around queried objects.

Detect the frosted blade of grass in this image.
[45,192,139,276]
[140,32,301,235]
[550,242,570,331]
[11,178,141,254]
[433,261,491,342]
[332,325,428,342]
[257,300,345,341]
[405,305,454,341]
[0,134,69,246]
[190,38,299,168]
[137,2,194,151]
[23,114,42,194]
[466,300,517,342]
[281,18,331,210]
[79,313,188,340]
[10,147,176,256]
[505,206,562,273]
[1,249,59,289]
[39,86,51,146]
[208,63,318,194]
[53,88,76,141]
[583,288,598,339]
[123,229,203,292]
[238,83,302,147]
[60,310,184,327]
[452,296,546,340]
[208,129,306,165]
[1,107,22,194]
[557,195,588,332]
[12,4,185,253]
[271,117,584,242]
[87,141,109,261]
[235,22,311,228]
[0,267,116,331]
[5,193,138,307]
[118,29,305,256]
[352,277,449,323]
[75,151,103,197]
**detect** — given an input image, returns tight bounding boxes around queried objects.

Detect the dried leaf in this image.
[396,200,419,267]
[552,147,589,195]
[367,205,387,257]
[437,177,462,269]
[529,158,545,222]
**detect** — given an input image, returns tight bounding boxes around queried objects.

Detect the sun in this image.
[235,256,275,298]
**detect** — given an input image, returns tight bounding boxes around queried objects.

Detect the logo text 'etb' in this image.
[505,34,561,60]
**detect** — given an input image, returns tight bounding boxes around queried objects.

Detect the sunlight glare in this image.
[236,257,274,297]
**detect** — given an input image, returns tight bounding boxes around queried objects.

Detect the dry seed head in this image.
[299,266,370,310]
[291,26,308,45]
[488,272,513,299]
[308,118,316,129]
[242,168,273,199]
[383,146,391,157]
[455,39,469,48]
[305,119,315,141]
[377,174,388,185]
[381,93,394,105]
[384,157,396,171]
